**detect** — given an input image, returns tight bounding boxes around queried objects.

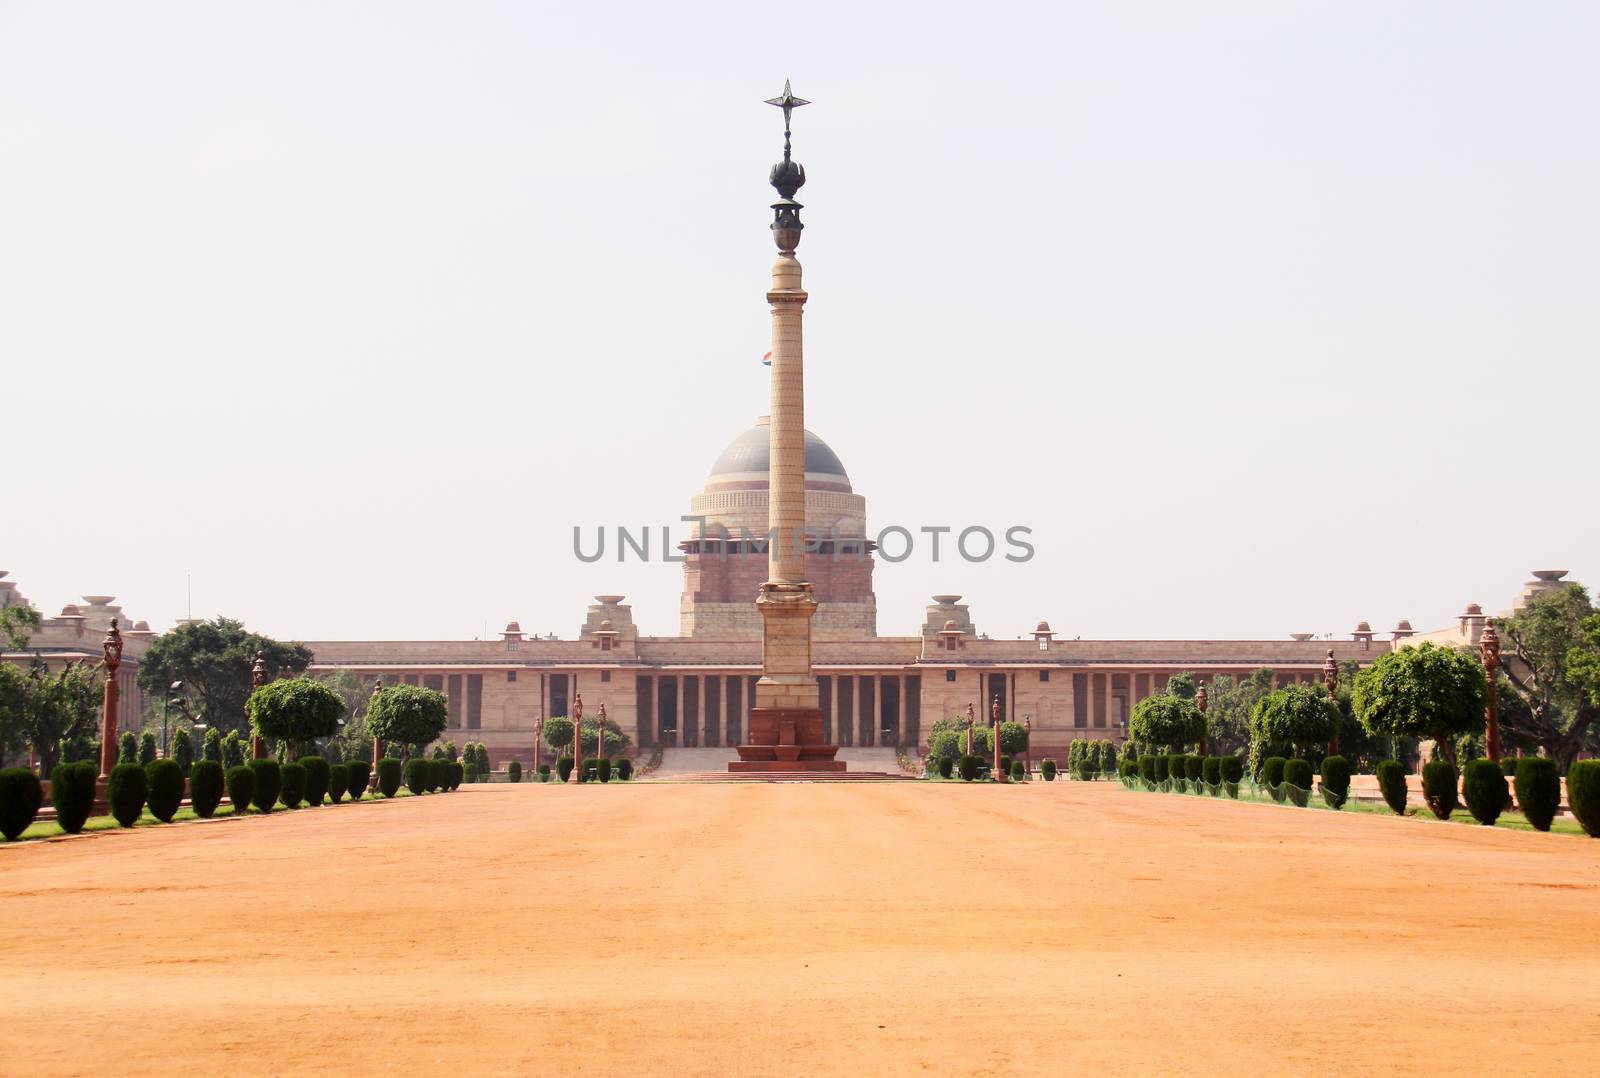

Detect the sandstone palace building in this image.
[296,420,1426,768]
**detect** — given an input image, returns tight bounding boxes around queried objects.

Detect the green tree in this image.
[316,670,376,763]
[23,661,100,776]
[1130,694,1204,751]
[171,727,194,776]
[136,618,312,736]
[1166,672,1199,700]
[542,715,628,757]
[1495,584,1600,770]
[119,730,139,765]
[1352,643,1487,760]
[202,726,223,762]
[0,663,29,765]
[1250,684,1341,759]
[138,731,157,765]
[247,677,346,754]
[366,685,448,759]
[0,604,41,650]
[1203,669,1275,756]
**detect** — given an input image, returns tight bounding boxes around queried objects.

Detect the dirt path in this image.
[3,782,1595,1075]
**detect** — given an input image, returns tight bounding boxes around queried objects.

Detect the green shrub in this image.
[464,762,478,784]
[1219,756,1243,783]
[1499,756,1519,777]
[507,760,522,783]
[598,758,613,783]
[1514,757,1560,832]
[145,759,185,822]
[453,761,466,789]
[1139,755,1157,783]
[202,726,223,762]
[1320,755,1352,809]
[172,728,194,776]
[186,758,225,808]
[346,759,371,800]
[109,762,147,827]
[1462,759,1507,826]
[279,762,307,809]
[0,768,44,840]
[1101,742,1119,773]
[1151,755,1169,783]
[1282,759,1312,806]
[1201,757,1222,786]
[1377,759,1408,814]
[1567,760,1600,838]
[250,759,282,813]
[138,732,157,766]
[222,730,246,769]
[557,756,575,782]
[617,757,634,781]
[404,757,429,795]
[1184,755,1202,781]
[1009,760,1025,781]
[118,731,138,765]
[225,765,255,815]
[936,756,954,779]
[1422,760,1459,820]
[1262,756,1286,787]
[299,756,330,806]
[1167,755,1186,785]
[1041,759,1057,781]
[958,754,979,782]
[374,758,401,798]
[50,761,96,833]
[538,762,551,782]
[327,763,349,803]
[428,758,448,792]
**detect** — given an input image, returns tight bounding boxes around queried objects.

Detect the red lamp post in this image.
[250,650,269,760]
[1323,649,1340,755]
[567,693,584,784]
[1195,681,1209,756]
[534,712,544,780]
[1481,621,1502,762]
[93,619,124,814]
[1023,715,1032,775]
[991,695,1006,782]
[964,701,975,757]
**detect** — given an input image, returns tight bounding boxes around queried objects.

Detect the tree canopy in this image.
[1250,684,1341,757]
[366,685,448,752]
[1165,672,1199,700]
[543,715,627,757]
[247,677,346,746]
[137,618,311,735]
[1130,694,1205,751]
[1202,668,1276,755]
[1495,583,1600,769]
[1352,642,1487,751]
[0,604,41,650]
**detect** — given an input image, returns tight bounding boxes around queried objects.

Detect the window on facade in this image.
[1040,670,1050,682]
[945,669,956,683]
[1038,638,1048,651]
[508,639,518,652]
[507,670,517,682]
[1359,639,1369,652]
[601,670,611,682]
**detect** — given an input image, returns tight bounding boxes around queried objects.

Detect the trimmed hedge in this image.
[1219,756,1243,784]
[556,756,575,783]
[279,762,307,809]
[145,759,185,823]
[598,758,613,783]
[427,759,447,792]
[404,757,429,795]
[346,760,371,800]
[1166,755,1185,786]
[1263,756,1286,800]
[958,754,980,782]
[190,760,224,818]
[1201,756,1222,786]
[1041,759,1057,781]
[1010,760,1025,781]
[1514,757,1560,832]
[1498,756,1519,777]
[0,768,44,840]
[1184,755,1203,781]
[51,761,97,834]
[508,760,522,783]
[1377,759,1408,815]
[1462,759,1507,826]
[1283,759,1313,807]
[1568,760,1600,838]
[300,756,330,806]
[376,757,402,798]
[250,759,282,813]
[1320,755,1351,809]
[328,763,349,804]
[1139,754,1157,783]
[1421,760,1459,820]
[1152,755,1169,783]
[225,765,255,815]
[108,762,147,828]
[538,762,551,782]
[464,762,479,784]
[617,758,633,781]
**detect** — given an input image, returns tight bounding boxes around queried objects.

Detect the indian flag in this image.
[761,351,772,366]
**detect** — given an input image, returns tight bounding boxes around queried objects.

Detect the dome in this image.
[708,417,850,490]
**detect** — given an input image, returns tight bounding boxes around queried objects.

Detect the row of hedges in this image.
[1067,740,1118,780]
[548,757,635,783]
[1376,757,1577,832]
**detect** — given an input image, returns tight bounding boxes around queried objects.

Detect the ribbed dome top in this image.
[708,417,850,488]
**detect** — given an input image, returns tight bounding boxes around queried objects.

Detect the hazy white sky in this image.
[2,1,1596,643]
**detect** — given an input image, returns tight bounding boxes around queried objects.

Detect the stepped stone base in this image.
[730,707,844,773]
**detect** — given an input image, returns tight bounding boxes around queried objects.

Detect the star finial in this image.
[764,79,810,135]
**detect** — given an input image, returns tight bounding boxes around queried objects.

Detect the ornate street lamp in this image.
[1023,715,1032,775]
[1481,621,1502,762]
[964,701,975,757]
[1323,649,1340,755]
[1195,680,1209,756]
[94,619,124,813]
[534,711,544,780]
[250,650,269,760]
[568,693,584,784]
[991,695,1006,783]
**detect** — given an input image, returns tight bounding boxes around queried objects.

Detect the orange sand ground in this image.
[3,782,1596,1076]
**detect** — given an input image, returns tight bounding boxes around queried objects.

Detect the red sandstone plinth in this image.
[730,708,845,773]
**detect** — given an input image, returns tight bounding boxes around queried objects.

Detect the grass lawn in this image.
[9,790,402,843]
